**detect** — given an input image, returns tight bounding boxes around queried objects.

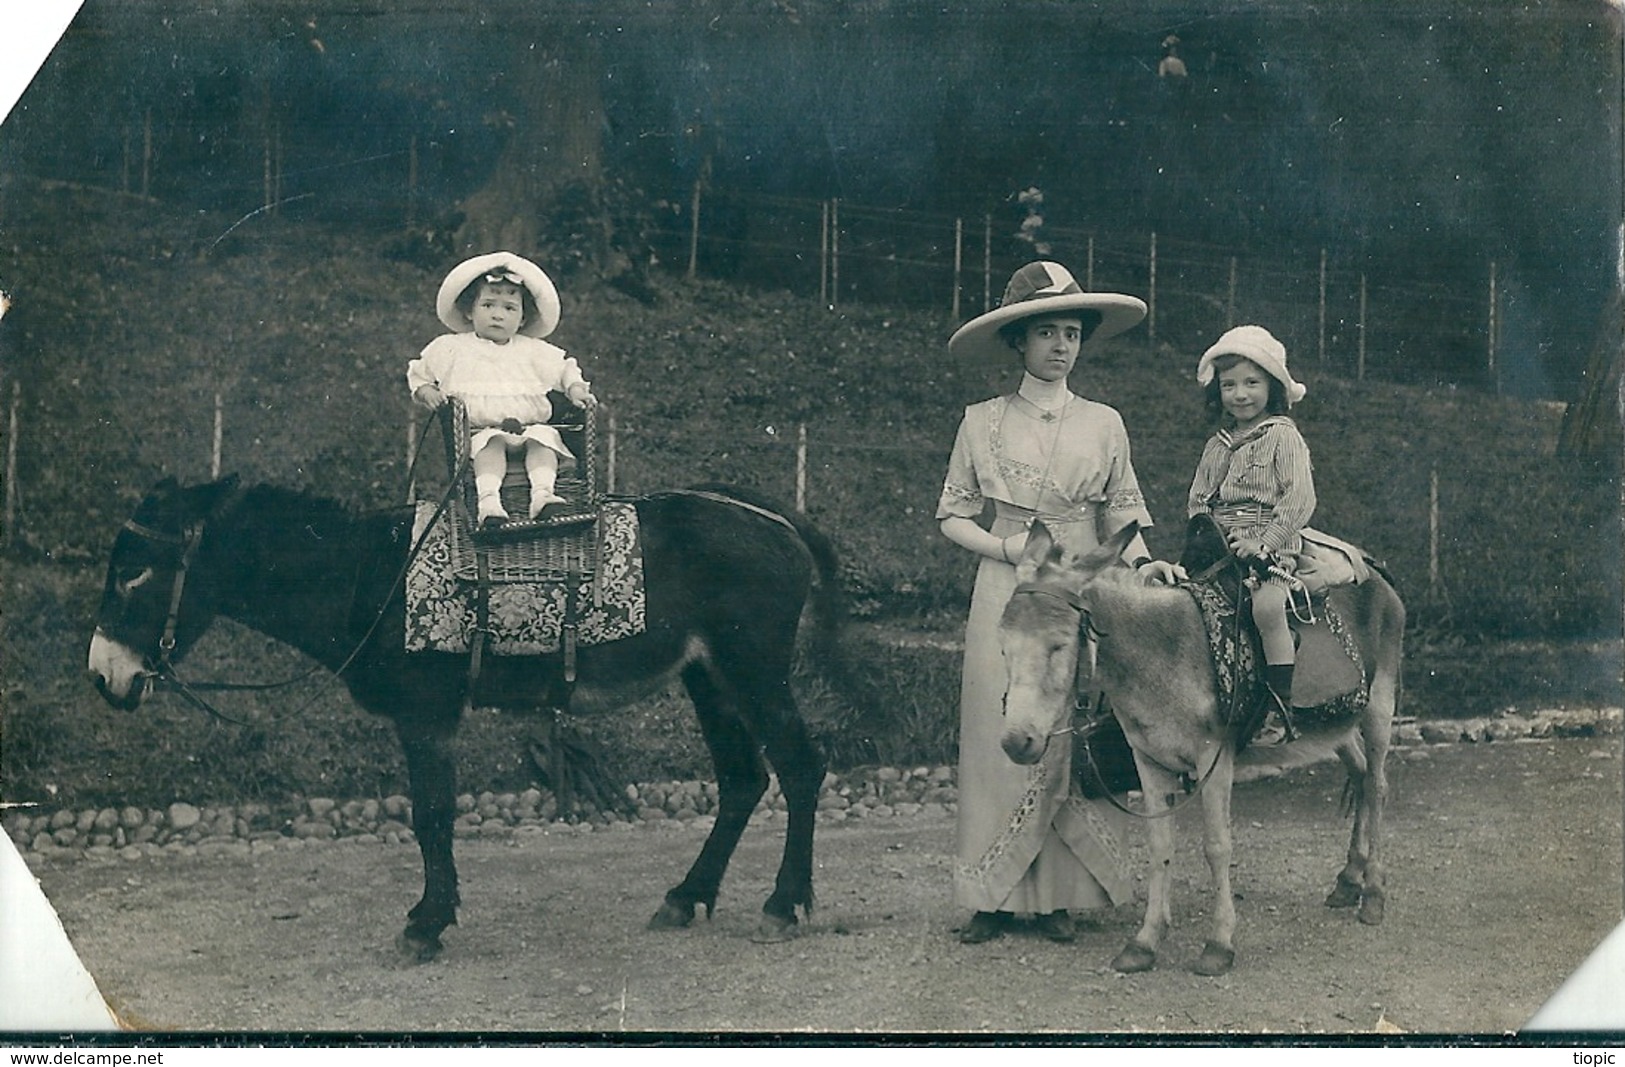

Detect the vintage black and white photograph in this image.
[1,0,1621,1041]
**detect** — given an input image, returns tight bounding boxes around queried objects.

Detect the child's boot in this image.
[472,443,510,528]
[476,491,508,527]
[526,447,565,518]
[1257,663,1298,745]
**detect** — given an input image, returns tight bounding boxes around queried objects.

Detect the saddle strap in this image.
[467,547,491,702]
[562,540,580,688]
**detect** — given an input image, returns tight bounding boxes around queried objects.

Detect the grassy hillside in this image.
[1,178,1619,807]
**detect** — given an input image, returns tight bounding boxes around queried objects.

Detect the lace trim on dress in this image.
[941,481,982,506]
[1106,487,1147,512]
[956,760,1047,885]
[1063,794,1129,875]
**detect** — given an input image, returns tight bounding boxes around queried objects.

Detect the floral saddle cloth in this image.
[1178,514,1369,730]
[404,499,646,655]
[1183,580,1367,731]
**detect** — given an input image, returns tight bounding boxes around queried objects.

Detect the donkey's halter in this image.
[121,518,204,672]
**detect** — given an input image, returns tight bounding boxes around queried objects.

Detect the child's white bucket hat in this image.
[436,251,561,339]
[947,261,1146,364]
[1196,324,1307,405]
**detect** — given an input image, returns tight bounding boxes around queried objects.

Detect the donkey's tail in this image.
[665,483,845,669]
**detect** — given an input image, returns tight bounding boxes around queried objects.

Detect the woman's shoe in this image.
[1034,910,1077,943]
[958,911,1007,944]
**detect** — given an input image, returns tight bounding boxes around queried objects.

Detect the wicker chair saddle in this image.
[441,394,602,545]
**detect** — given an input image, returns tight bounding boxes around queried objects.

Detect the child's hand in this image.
[413,384,446,411]
[567,383,598,410]
[1227,533,1268,560]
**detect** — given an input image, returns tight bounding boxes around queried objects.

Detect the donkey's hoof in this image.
[1358,893,1386,926]
[647,900,696,929]
[1192,941,1236,976]
[1111,941,1157,973]
[395,929,443,963]
[1324,875,1362,909]
[750,913,799,944]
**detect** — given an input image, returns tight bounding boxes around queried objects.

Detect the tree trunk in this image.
[454,32,607,258]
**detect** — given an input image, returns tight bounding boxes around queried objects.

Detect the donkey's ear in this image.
[1109,520,1141,555]
[190,474,242,519]
[1015,520,1064,579]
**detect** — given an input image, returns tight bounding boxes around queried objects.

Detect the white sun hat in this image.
[1195,324,1307,406]
[436,251,561,339]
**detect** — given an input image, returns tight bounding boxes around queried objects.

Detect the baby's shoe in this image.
[477,493,509,528]
[528,490,566,519]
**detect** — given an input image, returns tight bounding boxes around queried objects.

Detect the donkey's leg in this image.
[648,662,769,930]
[1192,748,1238,976]
[396,716,462,961]
[1114,753,1179,973]
[1354,673,1396,925]
[753,683,824,941]
[1326,734,1370,909]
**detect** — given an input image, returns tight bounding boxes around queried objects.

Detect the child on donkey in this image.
[409,251,597,527]
[1186,324,1315,744]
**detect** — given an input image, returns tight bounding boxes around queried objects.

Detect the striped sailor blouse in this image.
[1186,415,1316,554]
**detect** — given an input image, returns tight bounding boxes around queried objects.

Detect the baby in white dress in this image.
[408,252,597,525]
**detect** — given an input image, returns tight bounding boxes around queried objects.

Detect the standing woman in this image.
[937,261,1174,944]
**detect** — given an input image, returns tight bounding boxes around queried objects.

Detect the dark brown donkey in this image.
[88,476,841,960]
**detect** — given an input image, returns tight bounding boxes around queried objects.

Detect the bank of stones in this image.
[6,707,1617,862]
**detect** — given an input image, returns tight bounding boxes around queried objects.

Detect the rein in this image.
[126,407,464,726]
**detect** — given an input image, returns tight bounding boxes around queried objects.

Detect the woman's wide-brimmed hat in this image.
[1195,324,1307,406]
[947,261,1147,364]
[436,251,561,338]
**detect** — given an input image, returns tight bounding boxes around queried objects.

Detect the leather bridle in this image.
[1005,574,1223,818]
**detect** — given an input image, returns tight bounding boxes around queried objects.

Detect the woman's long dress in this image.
[937,392,1152,913]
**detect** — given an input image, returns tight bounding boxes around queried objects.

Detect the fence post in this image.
[1318,248,1328,365]
[141,108,152,198]
[982,214,992,312]
[1147,232,1157,345]
[606,413,618,494]
[687,175,702,281]
[952,217,963,321]
[795,423,807,512]
[830,199,840,310]
[1226,256,1238,328]
[1085,235,1095,291]
[3,383,18,550]
[407,134,419,228]
[820,201,830,306]
[1358,272,1368,380]
[211,392,223,479]
[1488,260,1499,394]
[263,123,274,214]
[122,124,132,195]
[1429,466,1440,596]
[405,408,417,504]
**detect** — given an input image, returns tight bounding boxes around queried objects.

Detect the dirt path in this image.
[27,736,1623,1037]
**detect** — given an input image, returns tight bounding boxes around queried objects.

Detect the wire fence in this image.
[651,185,1507,395]
[11,105,1519,397]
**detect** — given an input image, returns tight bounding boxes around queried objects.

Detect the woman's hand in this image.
[413,384,446,411]
[1137,559,1186,585]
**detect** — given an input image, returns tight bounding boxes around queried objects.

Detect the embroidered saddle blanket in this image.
[1183,580,1368,733]
[404,499,646,655]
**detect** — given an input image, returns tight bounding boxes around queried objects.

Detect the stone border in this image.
[8,707,1619,865]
